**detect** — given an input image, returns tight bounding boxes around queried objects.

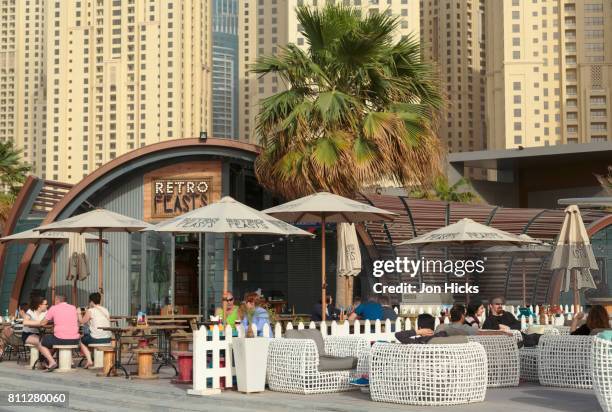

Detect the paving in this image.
[0,361,603,412]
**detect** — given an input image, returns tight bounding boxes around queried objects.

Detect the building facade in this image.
[420,0,486,153]
[238,0,420,144]
[212,0,239,140]
[0,1,213,183]
[485,0,612,150]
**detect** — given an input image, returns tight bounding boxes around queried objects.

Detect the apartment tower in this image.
[486,0,612,149]
[420,0,486,153]
[238,0,420,144]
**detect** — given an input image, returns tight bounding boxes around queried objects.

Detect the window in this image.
[514,122,522,131]
[513,38,520,46]
[513,51,520,59]
[585,17,604,26]
[590,96,606,105]
[514,135,522,144]
[585,4,603,13]
[513,82,521,91]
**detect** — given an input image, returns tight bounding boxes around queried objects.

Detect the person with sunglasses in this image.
[482,296,521,331]
[215,292,240,330]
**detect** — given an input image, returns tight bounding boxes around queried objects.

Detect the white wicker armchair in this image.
[266,336,370,394]
[592,336,612,412]
[519,347,539,382]
[369,342,487,406]
[538,335,595,389]
[468,335,520,387]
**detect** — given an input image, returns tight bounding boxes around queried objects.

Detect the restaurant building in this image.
[0,138,611,316]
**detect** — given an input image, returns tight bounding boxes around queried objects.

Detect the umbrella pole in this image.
[98,229,103,298]
[223,233,229,319]
[321,214,327,322]
[522,258,526,308]
[572,269,579,312]
[51,240,56,304]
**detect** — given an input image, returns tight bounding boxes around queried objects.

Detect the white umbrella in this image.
[35,208,154,297]
[264,192,396,321]
[398,218,537,246]
[336,223,361,308]
[398,218,538,303]
[484,235,552,307]
[549,205,598,309]
[0,229,100,303]
[149,196,314,315]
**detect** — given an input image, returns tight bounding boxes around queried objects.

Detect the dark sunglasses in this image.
[223,297,234,302]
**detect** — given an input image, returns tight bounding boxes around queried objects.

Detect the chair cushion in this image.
[428,336,469,345]
[318,355,358,371]
[590,328,612,336]
[285,329,325,355]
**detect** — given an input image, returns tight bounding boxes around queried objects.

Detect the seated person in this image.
[311,295,340,322]
[240,292,270,336]
[571,305,610,335]
[26,295,81,371]
[215,291,240,329]
[436,304,477,336]
[378,295,398,321]
[482,296,521,331]
[78,293,111,368]
[395,314,448,344]
[348,294,383,321]
[464,301,484,329]
[22,295,49,353]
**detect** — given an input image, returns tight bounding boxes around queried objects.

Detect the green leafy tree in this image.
[252,5,445,199]
[0,141,31,226]
[410,175,478,203]
[595,165,612,195]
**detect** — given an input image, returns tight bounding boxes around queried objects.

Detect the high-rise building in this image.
[420,0,486,153]
[485,0,612,149]
[0,0,46,177]
[238,0,420,144]
[212,0,239,140]
[0,1,212,183]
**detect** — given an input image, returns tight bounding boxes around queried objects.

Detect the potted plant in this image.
[232,295,270,393]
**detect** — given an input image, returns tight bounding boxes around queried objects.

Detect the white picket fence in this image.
[188,304,583,396]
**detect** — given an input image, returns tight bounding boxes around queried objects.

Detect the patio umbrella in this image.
[263,192,396,321]
[483,235,552,307]
[0,229,100,303]
[398,218,538,303]
[35,208,154,297]
[549,205,598,309]
[336,223,361,308]
[148,196,313,316]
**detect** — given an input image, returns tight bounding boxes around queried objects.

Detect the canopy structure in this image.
[36,208,153,297]
[264,192,396,320]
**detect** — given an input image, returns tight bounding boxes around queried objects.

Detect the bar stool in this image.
[25,343,39,370]
[133,348,158,379]
[53,345,78,372]
[172,351,193,384]
[97,347,117,377]
[88,343,112,369]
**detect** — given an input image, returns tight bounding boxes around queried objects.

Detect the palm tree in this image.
[595,165,612,195]
[252,5,445,199]
[0,141,30,227]
[409,175,478,203]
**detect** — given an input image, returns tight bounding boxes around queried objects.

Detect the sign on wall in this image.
[144,161,221,221]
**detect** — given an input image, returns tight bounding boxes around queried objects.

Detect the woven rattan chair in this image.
[538,335,594,389]
[519,347,539,382]
[592,336,612,412]
[266,336,370,394]
[369,341,487,406]
[468,335,519,387]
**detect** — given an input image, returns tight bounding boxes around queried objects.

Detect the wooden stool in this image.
[53,345,78,372]
[172,351,193,384]
[133,348,158,380]
[88,343,112,369]
[25,344,39,370]
[97,347,117,377]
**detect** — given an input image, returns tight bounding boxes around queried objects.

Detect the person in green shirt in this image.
[215,292,240,330]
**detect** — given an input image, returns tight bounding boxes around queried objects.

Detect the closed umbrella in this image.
[549,205,598,309]
[264,192,396,321]
[36,208,154,297]
[484,235,552,307]
[148,196,313,316]
[0,229,99,303]
[336,223,361,308]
